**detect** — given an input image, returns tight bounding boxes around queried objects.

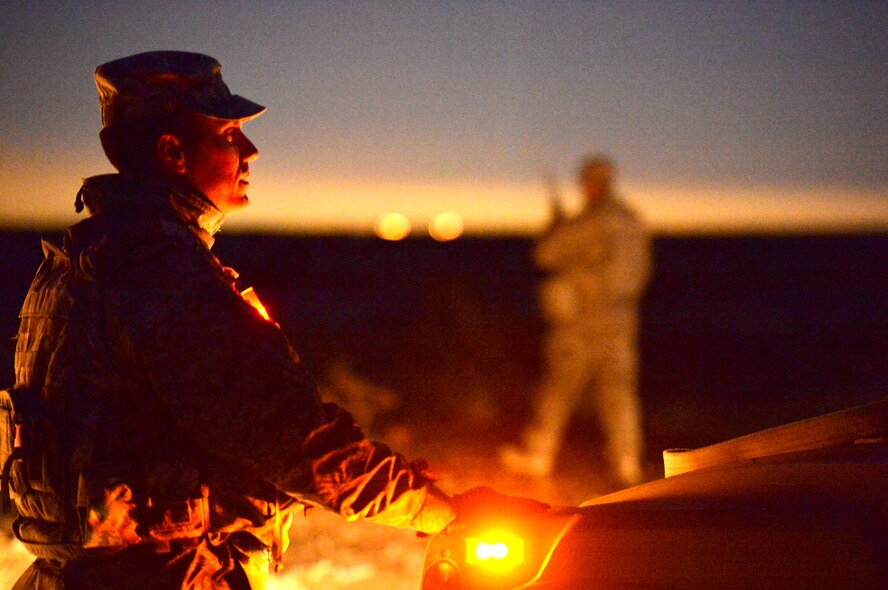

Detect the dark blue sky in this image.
[2,1,886,233]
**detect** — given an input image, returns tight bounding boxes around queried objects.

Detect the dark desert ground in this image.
[1,231,885,588]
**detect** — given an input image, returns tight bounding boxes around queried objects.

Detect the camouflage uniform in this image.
[8,174,449,589]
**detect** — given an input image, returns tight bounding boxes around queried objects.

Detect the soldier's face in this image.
[181,114,259,215]
[579,164,612,203]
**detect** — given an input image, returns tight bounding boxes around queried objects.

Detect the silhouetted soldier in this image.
[501,156,652,487]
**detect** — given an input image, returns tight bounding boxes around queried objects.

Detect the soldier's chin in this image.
[217,195,249,216]
[237,183,251,206]
[232,195,250,213]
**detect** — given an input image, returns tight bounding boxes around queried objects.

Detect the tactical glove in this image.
[409,484,457,536]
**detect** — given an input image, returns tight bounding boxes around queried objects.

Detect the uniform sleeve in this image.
[535,219,591,271]
[533,216,610,273]
[303,402,452,532]
[109,232,450,531]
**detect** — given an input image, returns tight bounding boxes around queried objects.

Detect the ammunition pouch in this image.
[76,461,211,550]
[72,463,297,577]
[1,386,63,518]
[142,485,210,549]
[3,385,294,578]
[1,387,17,513]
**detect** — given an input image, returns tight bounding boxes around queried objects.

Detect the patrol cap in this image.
[94,50,266,128]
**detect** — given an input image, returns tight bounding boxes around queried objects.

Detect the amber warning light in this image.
[465,530,525,572]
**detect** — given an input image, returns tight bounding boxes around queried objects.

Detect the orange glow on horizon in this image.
[2,159,887,236]
[237,178,888,236]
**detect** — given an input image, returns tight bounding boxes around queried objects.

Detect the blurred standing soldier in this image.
[2,51,455,590]
[500,155,652,487]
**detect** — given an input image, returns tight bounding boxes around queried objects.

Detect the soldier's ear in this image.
[156,134,187,174]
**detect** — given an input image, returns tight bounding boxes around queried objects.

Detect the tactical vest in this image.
[3,239,294,573]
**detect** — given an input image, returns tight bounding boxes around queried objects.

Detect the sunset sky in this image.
[2,1,886,236]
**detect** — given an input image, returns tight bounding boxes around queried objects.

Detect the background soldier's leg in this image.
[500,326,592,476]
[595,329,645,487]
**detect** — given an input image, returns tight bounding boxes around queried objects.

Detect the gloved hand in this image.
[410,484,458,536]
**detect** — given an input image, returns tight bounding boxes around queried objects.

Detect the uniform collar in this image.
[76,174,226,247]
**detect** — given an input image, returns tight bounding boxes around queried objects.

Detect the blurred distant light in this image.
[428,211,464,241]
[375,212,412,241]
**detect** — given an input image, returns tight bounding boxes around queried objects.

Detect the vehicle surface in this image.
[421,398,888,589]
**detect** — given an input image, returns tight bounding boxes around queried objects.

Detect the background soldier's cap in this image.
[578,154,614,182]
[94,50,266,128]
